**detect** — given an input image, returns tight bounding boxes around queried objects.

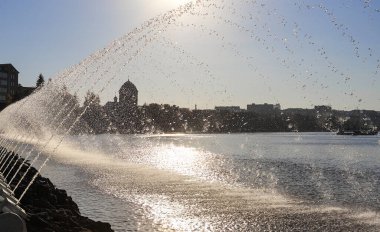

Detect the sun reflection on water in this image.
[136,194,213,231]
[150,145,206,177]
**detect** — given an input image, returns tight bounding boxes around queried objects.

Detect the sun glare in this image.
[165,0,194,8]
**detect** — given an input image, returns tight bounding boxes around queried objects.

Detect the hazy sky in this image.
[1,0,380,110]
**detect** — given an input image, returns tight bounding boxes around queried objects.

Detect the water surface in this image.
[41,132,380,231]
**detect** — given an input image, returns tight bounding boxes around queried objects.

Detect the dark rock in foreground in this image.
[1,148,114,232]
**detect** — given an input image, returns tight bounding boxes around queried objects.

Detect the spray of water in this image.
[0,0,379,230]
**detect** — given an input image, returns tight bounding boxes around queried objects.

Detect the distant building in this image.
[104,80,139,133]
[119,80,138,109]
[283,108,314,116]
[104,95,119,113]
[0,64,19,107]
[179,107,190,112]
[104,80,138,111]
[247,103,281,114]
[215,106,241,112]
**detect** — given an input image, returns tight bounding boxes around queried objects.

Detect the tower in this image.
[119,80,138,109]
[118,80,138,133]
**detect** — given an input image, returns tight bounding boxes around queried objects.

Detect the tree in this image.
[36,74,45,88]
[83,91,100,107]
[43,84,81,134]
[82,91,108,134]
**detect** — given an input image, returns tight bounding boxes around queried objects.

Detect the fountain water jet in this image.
[0,0,379,231]
[1,1,200,206]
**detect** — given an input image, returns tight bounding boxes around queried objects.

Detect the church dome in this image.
[119,80,138,107]
[120,80,137,93]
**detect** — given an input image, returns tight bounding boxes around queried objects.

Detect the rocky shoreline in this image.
[0,148,114,232]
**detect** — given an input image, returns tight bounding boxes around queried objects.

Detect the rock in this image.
[0,148,114,232]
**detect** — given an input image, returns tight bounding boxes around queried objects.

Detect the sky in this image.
[1,0,380,110]
[0,0,182,85]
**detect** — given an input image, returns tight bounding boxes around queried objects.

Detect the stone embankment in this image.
[0,148,114,232]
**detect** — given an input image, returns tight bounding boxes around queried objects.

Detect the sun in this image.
[176,0,194,4]
[165,0,194,8]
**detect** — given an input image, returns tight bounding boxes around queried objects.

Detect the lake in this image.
[40,132,380,231]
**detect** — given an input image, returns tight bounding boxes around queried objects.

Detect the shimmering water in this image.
[38,132,380,231]
[0,1,378,230]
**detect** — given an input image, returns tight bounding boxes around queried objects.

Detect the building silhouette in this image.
[104,79,139,133]
[247,103,281,114]
[105,80,138,111]
[119,80,138,109]
[0,64,19,108]
[99,80,379,134]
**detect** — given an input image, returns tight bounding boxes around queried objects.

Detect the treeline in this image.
[37,88,379,135]
[103,106,379,134]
